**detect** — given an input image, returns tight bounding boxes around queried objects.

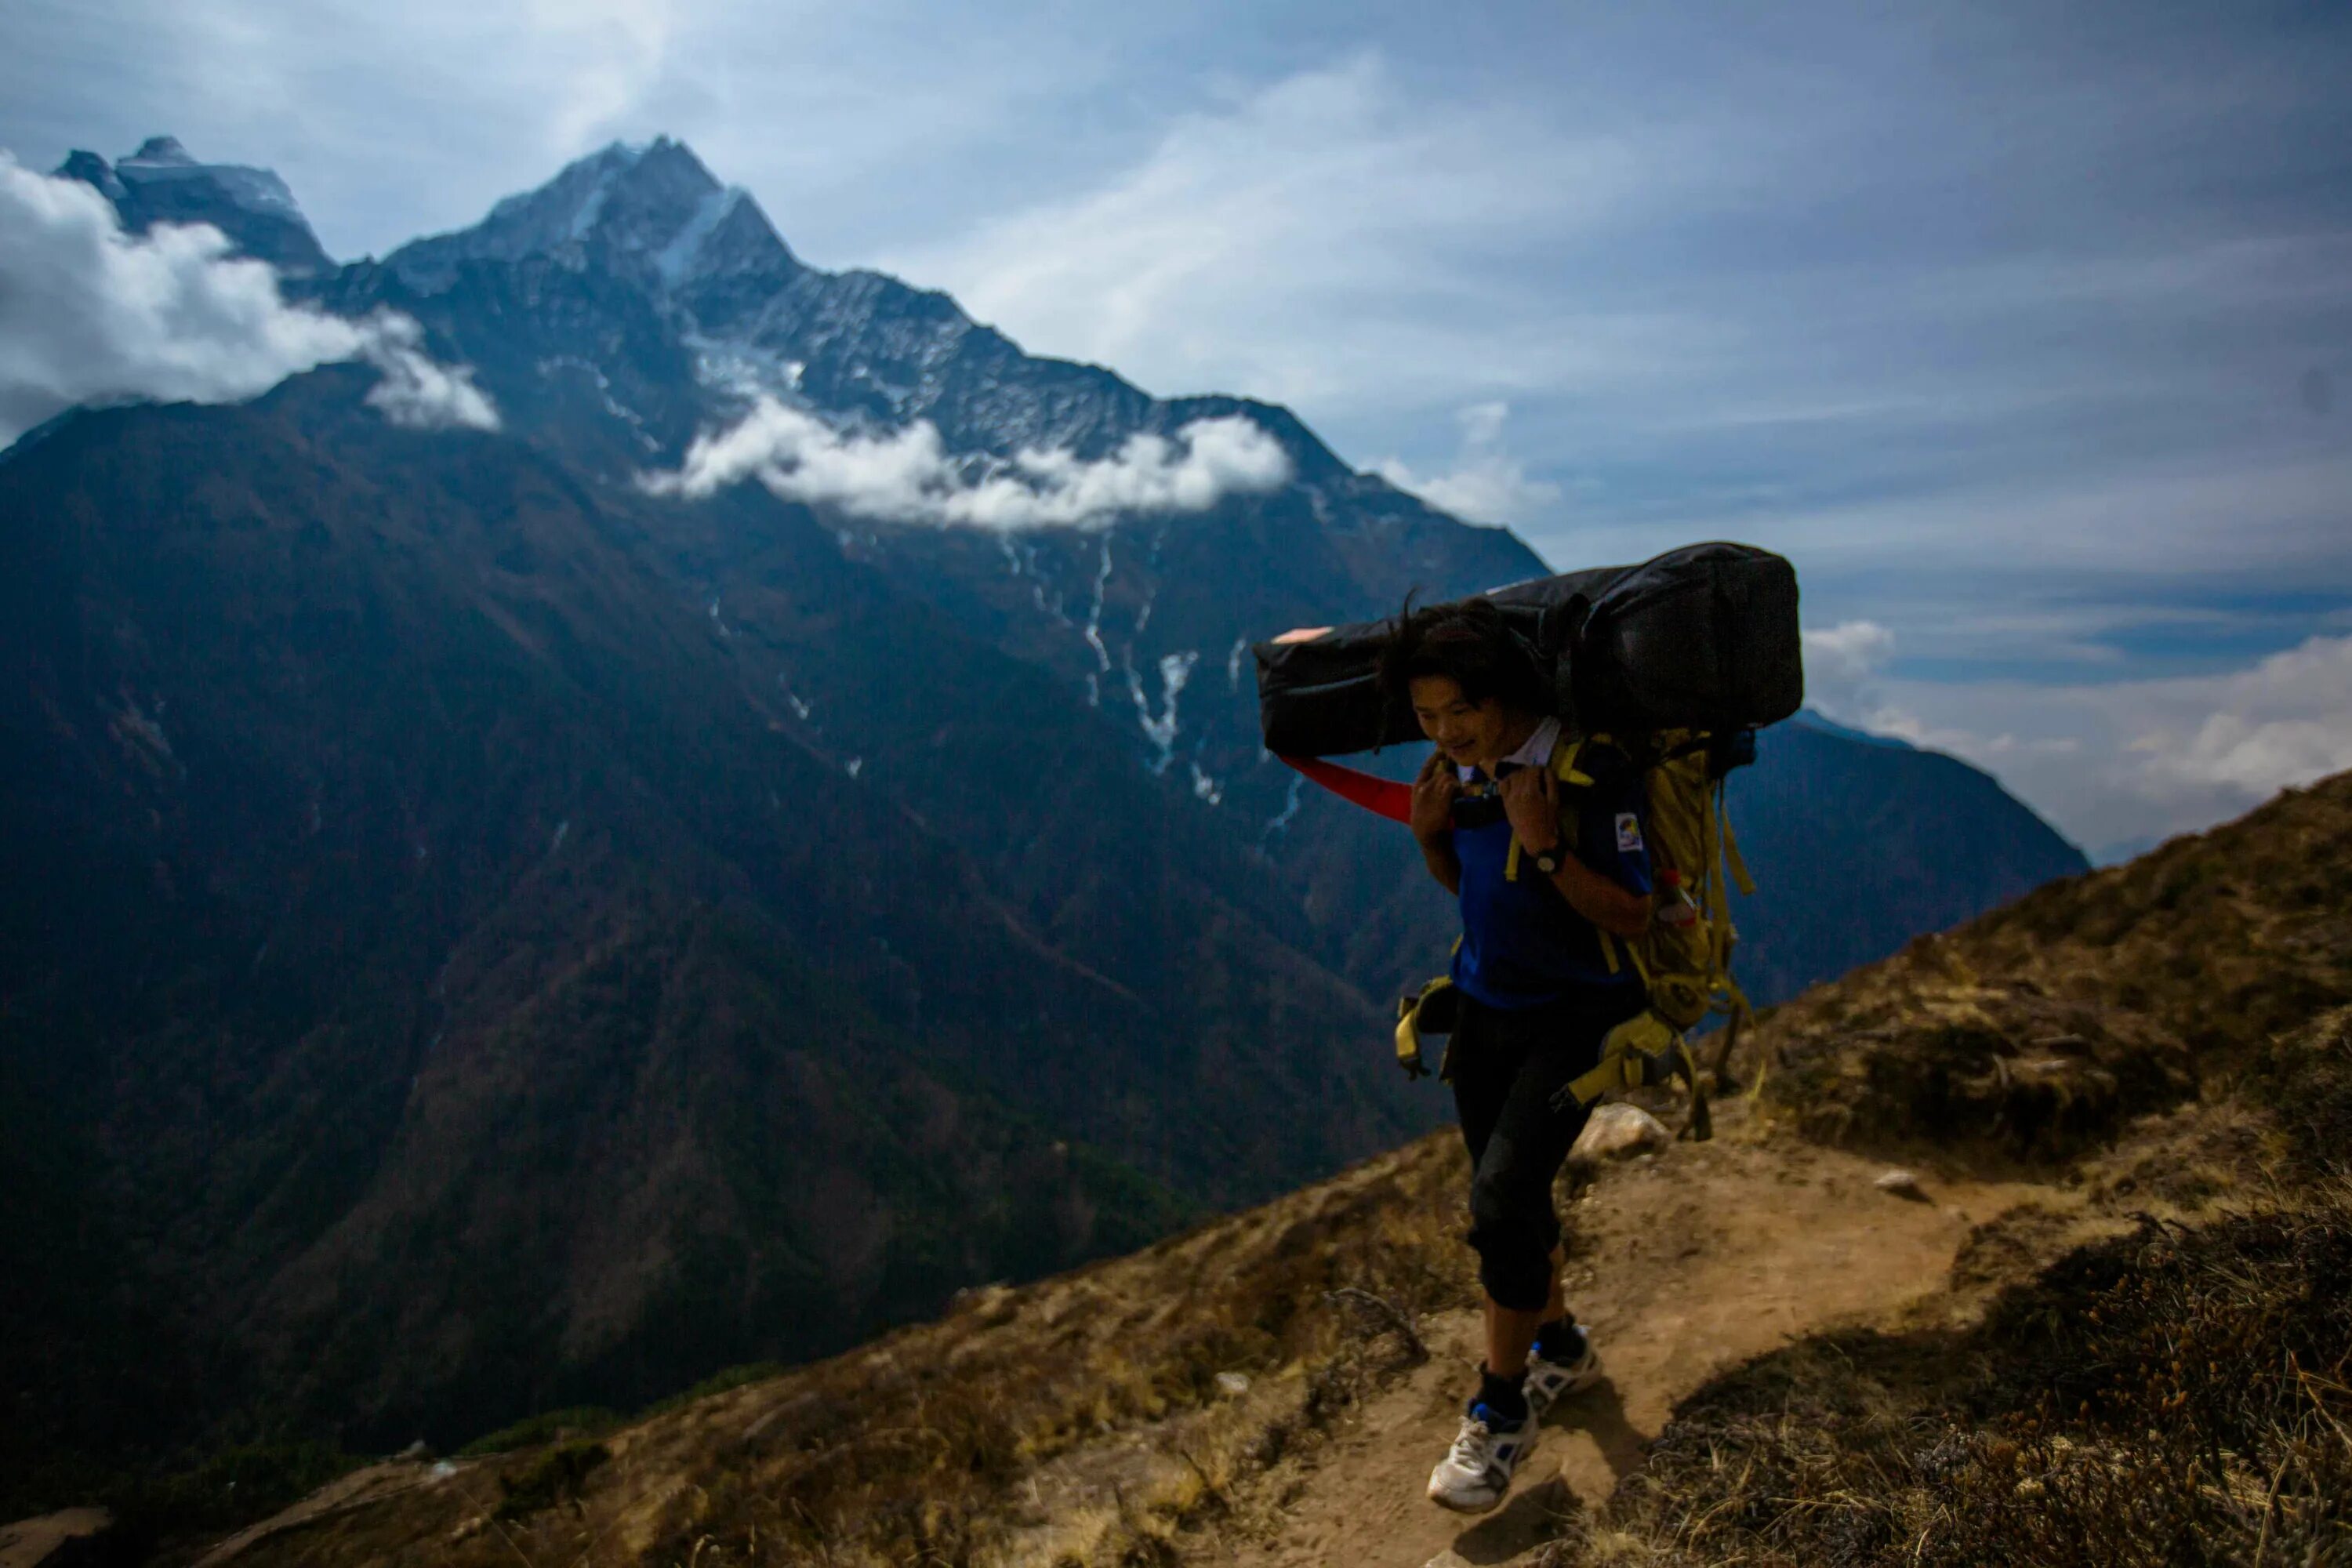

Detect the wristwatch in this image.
[1531,842,1567,876]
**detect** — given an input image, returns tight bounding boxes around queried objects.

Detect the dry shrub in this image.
[494,1439,610,1521]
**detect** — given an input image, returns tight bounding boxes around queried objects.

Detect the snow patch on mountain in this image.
[655,187,745,286]
[1083,539,1114,671]
[639,395,1291,530]
[1129,650,1198,775]
[1264,772,1305,837]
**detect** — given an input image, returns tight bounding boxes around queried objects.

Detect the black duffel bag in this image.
[1254,542,1802,757]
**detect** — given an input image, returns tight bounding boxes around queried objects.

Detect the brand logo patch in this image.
[1615,812,1644,852]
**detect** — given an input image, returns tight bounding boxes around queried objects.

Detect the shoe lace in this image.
[1448,1417,1495,1469]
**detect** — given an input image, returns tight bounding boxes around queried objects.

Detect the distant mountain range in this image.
[1,136,2086,1494]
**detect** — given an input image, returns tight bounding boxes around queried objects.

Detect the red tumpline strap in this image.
[1278,755,1414,824]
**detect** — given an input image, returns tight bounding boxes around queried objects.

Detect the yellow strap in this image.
[1508,735,1595,883]
[1564,1055,1633,1105]
[1718,779,1755,897]
[1558,1011,1713,1142]
[1560,1011,1674,1105]
[1552,735,1593,788]
[1395,976,1454,1076]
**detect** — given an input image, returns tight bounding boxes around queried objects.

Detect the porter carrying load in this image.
[1254,541,1803,1137]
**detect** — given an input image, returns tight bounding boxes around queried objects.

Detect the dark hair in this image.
[1377,595,1552,720]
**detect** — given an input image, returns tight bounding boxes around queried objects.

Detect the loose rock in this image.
[1570,1103,1673,1171]
[1875,1168,1929,1201]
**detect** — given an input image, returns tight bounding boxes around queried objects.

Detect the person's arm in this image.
[1498,767,1650,937]
[1410,750,1462,896]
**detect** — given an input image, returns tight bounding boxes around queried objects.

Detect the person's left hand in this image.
[1499,765,1563,854]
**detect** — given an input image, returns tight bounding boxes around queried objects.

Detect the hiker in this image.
[1383,598,1655,1514]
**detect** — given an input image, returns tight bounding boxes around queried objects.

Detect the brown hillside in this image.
[149,773,2352,1568]
[1753,771,2352,1156]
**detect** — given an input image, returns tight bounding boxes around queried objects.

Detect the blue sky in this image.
[4,0,2348,851]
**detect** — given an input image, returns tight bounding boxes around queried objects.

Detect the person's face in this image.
[1410,674,1514,770]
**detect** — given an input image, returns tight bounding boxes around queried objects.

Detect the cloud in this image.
[880,53,1675,421]
[1799,620,1896,717]
[0,154,496,445]
[2128,636,2352,800]
[640,394,1290,528]
[1374,401,1562,524]
[1857,635,2352,850]
[355,314,503,432]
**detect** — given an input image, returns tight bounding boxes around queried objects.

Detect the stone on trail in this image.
[1875,1168,1929,1201]
[1214,1371,1250,1397]
[1569,1103,1672,1171]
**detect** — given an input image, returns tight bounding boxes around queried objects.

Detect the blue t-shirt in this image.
[1448,743,1653,1010]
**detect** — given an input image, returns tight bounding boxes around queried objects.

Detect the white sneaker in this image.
[1426,1402,1539,1512]
[1524,1327,1602,1417]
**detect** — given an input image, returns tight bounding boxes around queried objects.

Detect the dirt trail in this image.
[1203,1127,2062,1568]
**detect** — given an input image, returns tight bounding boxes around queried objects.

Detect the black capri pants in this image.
[1449,982,1648,1311]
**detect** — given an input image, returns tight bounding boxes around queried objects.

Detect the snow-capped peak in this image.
[125,135,196,166]
[390,135,795,298]
[56,136,328,274]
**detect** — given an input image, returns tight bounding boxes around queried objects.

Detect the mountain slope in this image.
[166,771,2351,1568]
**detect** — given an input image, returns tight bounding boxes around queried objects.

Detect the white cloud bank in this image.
[1804,619,2352,850]
[0,155,497,446]
[1375,401,1562,525]
[2127,636,2352,800]
[640,394,1291,528]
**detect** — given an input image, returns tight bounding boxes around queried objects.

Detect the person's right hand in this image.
[1410,750,1459,846]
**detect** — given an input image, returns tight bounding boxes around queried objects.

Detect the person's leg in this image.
[1480,1244,1568,1377]
[1483,1294,1545,1381]
[1465,992,1639,1377]
[1447,996,1513,1173]
[1429,1001,1596,1512]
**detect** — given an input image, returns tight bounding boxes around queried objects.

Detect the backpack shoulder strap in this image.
[1548,732,1595,788]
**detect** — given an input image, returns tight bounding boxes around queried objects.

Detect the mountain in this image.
[2,135,2087,1502]
[0,370,1417,1482]
[56,136,333,278]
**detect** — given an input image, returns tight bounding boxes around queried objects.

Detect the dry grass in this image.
[223,1128,1487,1568]
[1744,773,2352,1159]
[1538,1007,2352,1567]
